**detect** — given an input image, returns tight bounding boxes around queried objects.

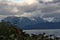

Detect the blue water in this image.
[23,29,60,37]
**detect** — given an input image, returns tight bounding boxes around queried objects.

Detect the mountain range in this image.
[1,16,60,30]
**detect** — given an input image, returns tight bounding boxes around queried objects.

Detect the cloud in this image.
[38,0,53,2]
[24,0,38,5]
[0,0,18,15]
[0,0,38,15]
[0,0,60,20]
[52,0,60,3]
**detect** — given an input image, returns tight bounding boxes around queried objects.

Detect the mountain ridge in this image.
[1,16,60,30]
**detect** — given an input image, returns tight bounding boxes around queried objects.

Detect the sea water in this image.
[23,29,60,37]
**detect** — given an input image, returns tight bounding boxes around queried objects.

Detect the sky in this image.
[0,0,60,20]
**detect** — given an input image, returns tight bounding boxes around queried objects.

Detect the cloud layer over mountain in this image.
[0,0,60,21]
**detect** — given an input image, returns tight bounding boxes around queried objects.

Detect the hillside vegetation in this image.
[0,21,59,40]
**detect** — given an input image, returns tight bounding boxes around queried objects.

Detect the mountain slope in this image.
[1,16,60,30]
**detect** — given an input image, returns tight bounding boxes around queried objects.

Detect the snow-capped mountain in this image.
[43,13,60,22]
[2,16,46,26]
[1,16,60,30]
